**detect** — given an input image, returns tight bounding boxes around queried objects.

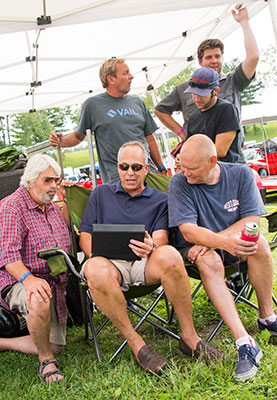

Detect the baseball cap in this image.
[184,67,219,96]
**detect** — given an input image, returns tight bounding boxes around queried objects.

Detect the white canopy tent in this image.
[0,0,276,114]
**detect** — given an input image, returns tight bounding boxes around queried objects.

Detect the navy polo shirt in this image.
[79,181,168,235]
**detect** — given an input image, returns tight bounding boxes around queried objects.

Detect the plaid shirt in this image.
[0,186,71,324]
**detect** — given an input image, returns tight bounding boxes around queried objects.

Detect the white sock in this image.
[258,314,276,325]
[236,335,256,349]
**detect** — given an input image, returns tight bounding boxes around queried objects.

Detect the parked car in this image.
[245,139,277,177]
[251,169,266,204]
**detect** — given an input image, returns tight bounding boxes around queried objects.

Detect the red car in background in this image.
[245,139,277,177]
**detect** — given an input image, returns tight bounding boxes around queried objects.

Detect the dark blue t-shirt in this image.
[168,163,266,249]
[80,182,168,235]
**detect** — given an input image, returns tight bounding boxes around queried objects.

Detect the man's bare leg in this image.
[246,235,274,318]
[84,257,145,358]
[145,245,201,350]
[196,250,248,340]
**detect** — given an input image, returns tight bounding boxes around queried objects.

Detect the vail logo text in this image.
[106,108,139,118]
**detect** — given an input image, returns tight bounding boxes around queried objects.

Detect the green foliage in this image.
[46,105,81,132]
[142,65,195,113]
[11,110,52,147]
[156,65,195,100]
[223,58,264,105]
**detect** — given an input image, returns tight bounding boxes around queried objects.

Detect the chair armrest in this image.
[37,248,85,281]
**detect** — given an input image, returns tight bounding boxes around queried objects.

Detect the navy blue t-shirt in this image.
[168,163,266,249]
[80,182,168,235]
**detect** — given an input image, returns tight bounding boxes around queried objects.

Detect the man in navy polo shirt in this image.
[79,140,224,374]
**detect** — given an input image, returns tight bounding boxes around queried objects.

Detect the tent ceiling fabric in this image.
[0,0,269,114]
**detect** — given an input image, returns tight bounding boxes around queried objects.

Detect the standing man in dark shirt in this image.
[185,67,242,163]
[154,3,259,164]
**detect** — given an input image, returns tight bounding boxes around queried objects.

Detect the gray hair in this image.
[20,153,61,188]
[117,141,148,165]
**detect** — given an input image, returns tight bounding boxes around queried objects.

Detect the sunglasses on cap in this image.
[189,79,218,89]
[42,176,62,185]
[118,163,144,172]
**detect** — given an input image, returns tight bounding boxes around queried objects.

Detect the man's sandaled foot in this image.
[38,358,63,382]
[136,344,167,374]
[179,338,225,364]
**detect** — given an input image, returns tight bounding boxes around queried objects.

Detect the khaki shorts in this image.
[5,282,66,346]
[82,257,147,291]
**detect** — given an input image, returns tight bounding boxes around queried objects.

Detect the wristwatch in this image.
[158,165,167,173]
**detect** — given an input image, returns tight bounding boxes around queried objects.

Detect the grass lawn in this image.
[1,198,277,400]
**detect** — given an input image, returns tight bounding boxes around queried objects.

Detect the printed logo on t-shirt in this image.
[106,108,139,118]
[224,199,239,212]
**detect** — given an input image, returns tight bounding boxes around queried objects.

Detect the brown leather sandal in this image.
[136,344,167,374]
[38,358,63,382]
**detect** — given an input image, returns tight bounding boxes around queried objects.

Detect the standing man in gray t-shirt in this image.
[49,58,167,184]
[154,4,259,141]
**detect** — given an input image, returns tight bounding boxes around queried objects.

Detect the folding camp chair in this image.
[146,172,277,342]
[39,183,179,363]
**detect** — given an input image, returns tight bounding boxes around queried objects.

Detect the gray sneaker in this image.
[234,342,263,382]
[258,317,277,336]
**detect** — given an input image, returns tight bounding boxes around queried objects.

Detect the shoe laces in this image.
[237,344,259,367]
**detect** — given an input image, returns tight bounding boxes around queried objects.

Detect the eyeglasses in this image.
[189,79,218,89]
[42,176,62,185]
[118,163,144,172]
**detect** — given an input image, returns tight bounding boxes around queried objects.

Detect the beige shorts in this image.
[5,282,66,346]
[82,257,147,291]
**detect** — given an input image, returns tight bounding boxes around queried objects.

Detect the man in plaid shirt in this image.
[0,154,71,382]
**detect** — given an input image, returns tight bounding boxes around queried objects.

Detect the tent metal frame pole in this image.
[142,68,175,175]
[86,129,97,188]
[260,117,270,174]
[269,0,277,47]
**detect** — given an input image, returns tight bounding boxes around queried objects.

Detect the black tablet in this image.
[92,224,145,261]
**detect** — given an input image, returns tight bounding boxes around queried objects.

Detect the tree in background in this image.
[46,105,81,132]
[142,65,195,113]
[11,110,52,147]
[222,58,264,105]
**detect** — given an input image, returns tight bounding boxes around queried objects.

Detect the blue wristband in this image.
[158,165,166,172]
[20,271,33,284]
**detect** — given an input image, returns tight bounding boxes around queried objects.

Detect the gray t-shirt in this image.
[77,92,158,183]
[168,162,266,249]
[155,63,252,162]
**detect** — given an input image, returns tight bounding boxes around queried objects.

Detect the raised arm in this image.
[232,3,259,80]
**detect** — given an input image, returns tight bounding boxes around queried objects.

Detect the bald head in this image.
[180,135,219,185]
[181,135,217,161]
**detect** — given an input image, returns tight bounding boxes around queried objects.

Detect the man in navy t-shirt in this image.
[168,134,277,382]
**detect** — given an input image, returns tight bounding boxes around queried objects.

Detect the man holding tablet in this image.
[79,140,224,374]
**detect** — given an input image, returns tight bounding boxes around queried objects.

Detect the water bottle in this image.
[240,221,260,242]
